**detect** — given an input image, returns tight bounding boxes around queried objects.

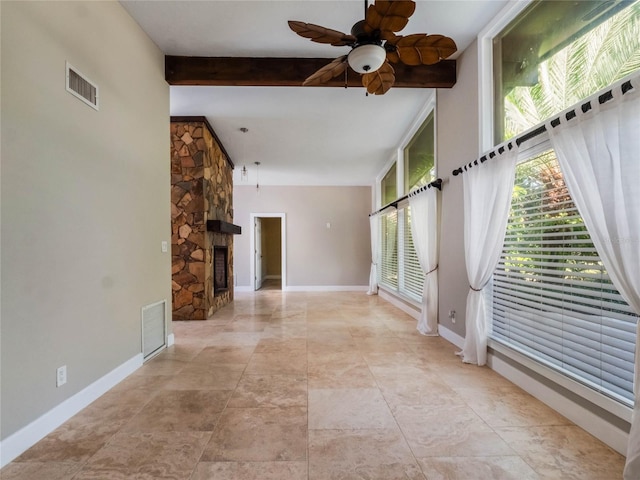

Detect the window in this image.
[491,149,638,405]
[378,207,424,302]
[404,111,435,192]
[377,105,434,304]
[379,211,398,289]
[381,163,397,205]
[493,0,640,143]
[401,207,424,301]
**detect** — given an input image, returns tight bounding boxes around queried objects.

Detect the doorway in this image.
[250,213,286,291]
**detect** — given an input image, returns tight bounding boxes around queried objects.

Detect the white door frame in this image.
[254,217,263,291]
[249,213,286,290]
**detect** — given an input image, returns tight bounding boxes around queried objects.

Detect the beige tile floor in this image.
[2,291,626,479]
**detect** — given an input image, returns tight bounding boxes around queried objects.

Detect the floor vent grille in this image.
[142,300,167,360]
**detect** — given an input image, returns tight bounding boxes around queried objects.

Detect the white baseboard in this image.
[438,324,465,349]
[283,285,368,292]
[377,290,465,348]
[488,351,629,455]
[167,333,175,347]
[236,285,368,293]
[0,353,143,468]
[378,289,420,319]
[234,286,254,293]
[375,293,628,454]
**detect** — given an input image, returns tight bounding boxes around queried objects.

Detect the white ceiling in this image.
[121,0,509,186]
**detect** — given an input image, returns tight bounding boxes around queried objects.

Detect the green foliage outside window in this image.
[404,111,435,192]
[500,1,640,141]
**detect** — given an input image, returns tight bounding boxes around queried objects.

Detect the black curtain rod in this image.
[451,79,634,177]
[369,178,442,217]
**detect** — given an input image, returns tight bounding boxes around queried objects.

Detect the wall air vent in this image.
[65,62,99,110]
[141,300,167,360]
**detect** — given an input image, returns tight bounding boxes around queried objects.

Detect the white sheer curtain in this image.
[408,186,439,335]
[367,213,380,295]
[459,145,518,365]
[546,74,640,480]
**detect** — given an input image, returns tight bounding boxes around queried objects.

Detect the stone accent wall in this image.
[170,118,234,320]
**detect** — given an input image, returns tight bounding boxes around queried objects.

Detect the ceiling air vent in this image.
[66,62,99,110]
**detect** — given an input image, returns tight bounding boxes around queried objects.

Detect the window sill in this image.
[488,338,633,423]
[378,286,421,318]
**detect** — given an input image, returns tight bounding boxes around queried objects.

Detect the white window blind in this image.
[402,207,425,301]
[380,211,398,289]
[491,150,637,405]
[378,207,424,303]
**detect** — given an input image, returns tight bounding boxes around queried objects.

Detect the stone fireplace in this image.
[170,116,240,320]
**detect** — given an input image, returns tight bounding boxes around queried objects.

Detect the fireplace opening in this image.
[213,246,229,294]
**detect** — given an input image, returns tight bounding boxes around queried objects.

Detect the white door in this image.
[254,217,263,290]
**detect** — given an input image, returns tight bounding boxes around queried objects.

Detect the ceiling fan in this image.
[288,0,457,95]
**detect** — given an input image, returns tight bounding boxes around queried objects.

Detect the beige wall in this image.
[436,40,481,338]
[1,1,170,440]
[234,186,371,287]
[261,217,282,277]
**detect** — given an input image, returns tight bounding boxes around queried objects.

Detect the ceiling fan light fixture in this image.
[347,44,386,74]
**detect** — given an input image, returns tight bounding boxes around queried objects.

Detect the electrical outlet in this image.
[56,365,67,387]
[448,310,456,324]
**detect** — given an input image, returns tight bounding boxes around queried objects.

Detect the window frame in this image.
[480,0,640,149]
[398,94,437,197]
[485,133,635,423]
[491,145,637,411]
[403,110,436,193]
[478,1,636,424]
[478,1,531,151]
[380,162,398,206]
[379,209,399,291]
[375,95,436,305]
[377,202,424,304]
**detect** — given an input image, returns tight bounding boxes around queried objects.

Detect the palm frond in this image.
[503,1,640,140]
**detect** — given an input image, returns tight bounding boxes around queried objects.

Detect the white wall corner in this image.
[0,354,143,468]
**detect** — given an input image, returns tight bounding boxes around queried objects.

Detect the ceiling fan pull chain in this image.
[344,65,348,89]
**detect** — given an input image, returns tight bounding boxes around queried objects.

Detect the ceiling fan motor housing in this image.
[348,20,385,73]
[348,44,386,73]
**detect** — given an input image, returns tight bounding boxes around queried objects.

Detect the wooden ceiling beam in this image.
[165,56,456,88]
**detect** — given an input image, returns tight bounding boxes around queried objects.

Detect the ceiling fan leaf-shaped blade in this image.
[365,0,416,34]
[383,33,400,63]
[364,5,383,33]
[288,21,356,46]
[396,34,457,66]
[381,31,401,43]
[386,51,400,63]
[361,60,395,95]
[302,56,348,86]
